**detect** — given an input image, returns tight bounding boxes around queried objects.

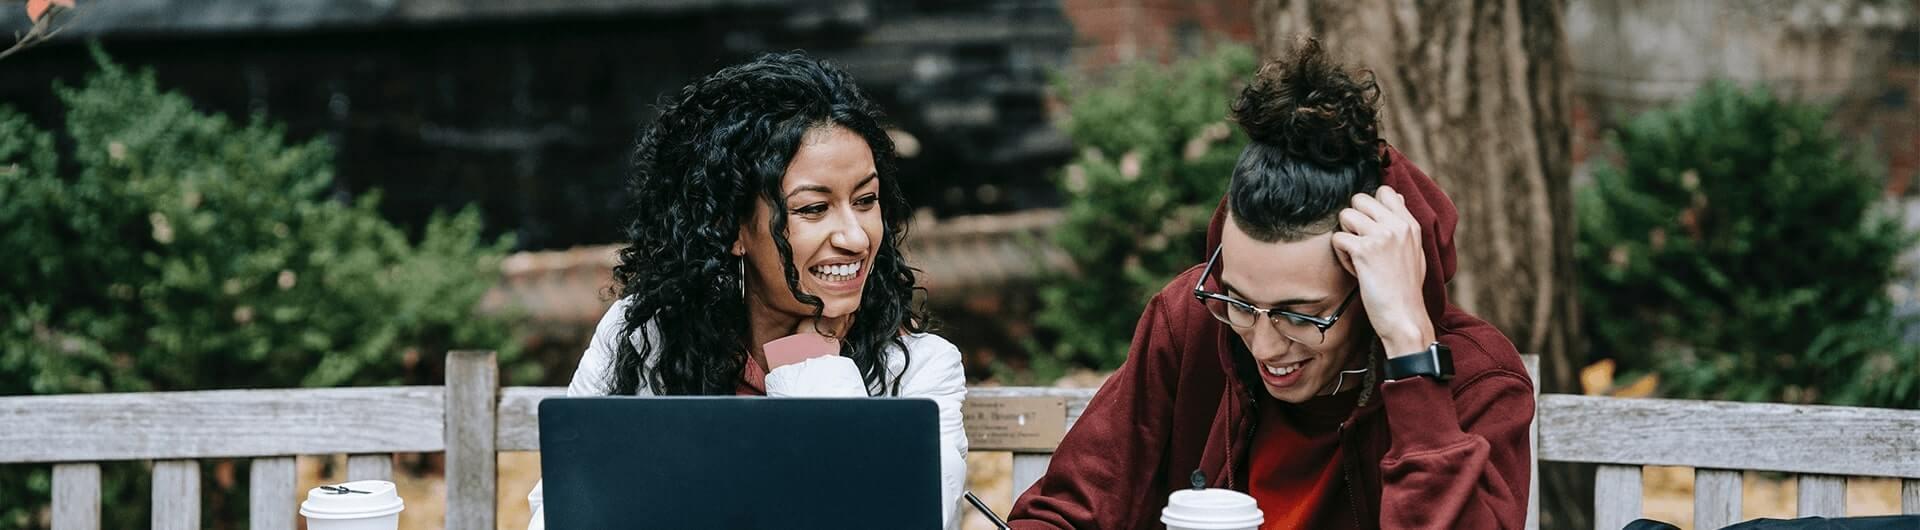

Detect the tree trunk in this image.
[1250,1,1587,528]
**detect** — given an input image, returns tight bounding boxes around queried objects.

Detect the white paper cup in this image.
[301,480,404,530]
[1161,487,1263,530]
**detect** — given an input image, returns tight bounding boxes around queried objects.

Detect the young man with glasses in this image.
[1008,40,1535,529]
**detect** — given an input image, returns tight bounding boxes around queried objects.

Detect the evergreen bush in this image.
[0,48,527,529]
[1578,82,1917,408]
[1031,45,1255,376]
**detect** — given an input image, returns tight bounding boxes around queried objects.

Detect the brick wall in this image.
[1060,0,1255,72]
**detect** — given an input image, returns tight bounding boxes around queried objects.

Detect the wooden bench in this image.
[5,352,1918,529]
[0,351,503,530]
[961,356,1920,530]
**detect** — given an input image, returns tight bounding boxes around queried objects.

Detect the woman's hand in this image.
[763,315,848,370]
[1331,185,1436,357]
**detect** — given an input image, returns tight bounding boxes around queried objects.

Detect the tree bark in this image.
[1250,1,1587,528]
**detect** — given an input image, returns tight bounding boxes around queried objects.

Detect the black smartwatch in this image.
[1384,341,1453,381]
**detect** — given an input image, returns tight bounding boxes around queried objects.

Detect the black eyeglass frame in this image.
[1191,246,1358,340]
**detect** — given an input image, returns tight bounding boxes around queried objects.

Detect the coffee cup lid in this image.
[300,480,404,519]
[1161,487,1264,529]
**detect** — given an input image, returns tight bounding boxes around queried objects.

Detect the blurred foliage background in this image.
[1027,44,1253,379]
[1579,82,1918,408]
[0,49,529,529]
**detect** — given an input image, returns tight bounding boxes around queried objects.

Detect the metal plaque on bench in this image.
[963,396,1067,452]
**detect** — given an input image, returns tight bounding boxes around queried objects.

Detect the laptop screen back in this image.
[537,397,942,530]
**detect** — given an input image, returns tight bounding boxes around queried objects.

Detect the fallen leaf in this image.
[1579,358,1616,395]
[1612,373,1659,398]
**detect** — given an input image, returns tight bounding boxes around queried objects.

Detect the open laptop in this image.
[537,397,942,529]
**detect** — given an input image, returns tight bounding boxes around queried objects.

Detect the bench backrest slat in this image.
[1010,453,1052,505]
[347,453,394,482]
[0,387,445,463]
[1694,468,1742,529]
[151,460,200,530]
[446,351,500,530]
[496,386,564,451]
[249,456,297,530]
[1904,480,1920,514]
[51,462,100,530]
[1539,394,1920,479]
[1594,464,1644,530]
[1796,474,1846,518]
[1525,355,1541,530]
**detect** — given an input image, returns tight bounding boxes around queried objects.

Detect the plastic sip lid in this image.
[1160,471,1263,530]
[300,480,405,519]
[1160,488,1265,529]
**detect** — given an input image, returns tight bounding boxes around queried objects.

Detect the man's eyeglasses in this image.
[1191,246,1358,345]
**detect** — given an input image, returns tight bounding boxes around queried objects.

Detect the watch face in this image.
[1435,344,1455,380]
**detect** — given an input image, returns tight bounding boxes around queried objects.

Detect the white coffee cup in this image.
[300,480,404,530]
[1161,486,1264,530]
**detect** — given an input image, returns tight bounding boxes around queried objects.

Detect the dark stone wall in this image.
[0,0,1074,250]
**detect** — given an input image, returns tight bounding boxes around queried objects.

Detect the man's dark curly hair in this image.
[605,52,928,396]
[1227,38,1391,242]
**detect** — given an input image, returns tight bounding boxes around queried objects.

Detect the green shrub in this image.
[1029,45,1255,377]
[0,48,528,528]
[1578,81,1918,408]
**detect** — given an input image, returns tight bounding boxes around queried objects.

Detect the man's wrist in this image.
[1379,316,1436,358]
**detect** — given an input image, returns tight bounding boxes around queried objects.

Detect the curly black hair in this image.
[1227,38,1390,242]
[605,52,928,396]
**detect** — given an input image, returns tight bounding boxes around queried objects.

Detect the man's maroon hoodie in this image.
[1008,147,1535,529]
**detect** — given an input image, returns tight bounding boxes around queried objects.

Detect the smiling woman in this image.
[523,52,969,528]
[604,53,930,398]
[736,126,885,332]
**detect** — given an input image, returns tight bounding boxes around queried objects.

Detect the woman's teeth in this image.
[1265,363,1302,376]
[809,262,861,282]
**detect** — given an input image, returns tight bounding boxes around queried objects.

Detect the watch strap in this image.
[1385,341,1453,381]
